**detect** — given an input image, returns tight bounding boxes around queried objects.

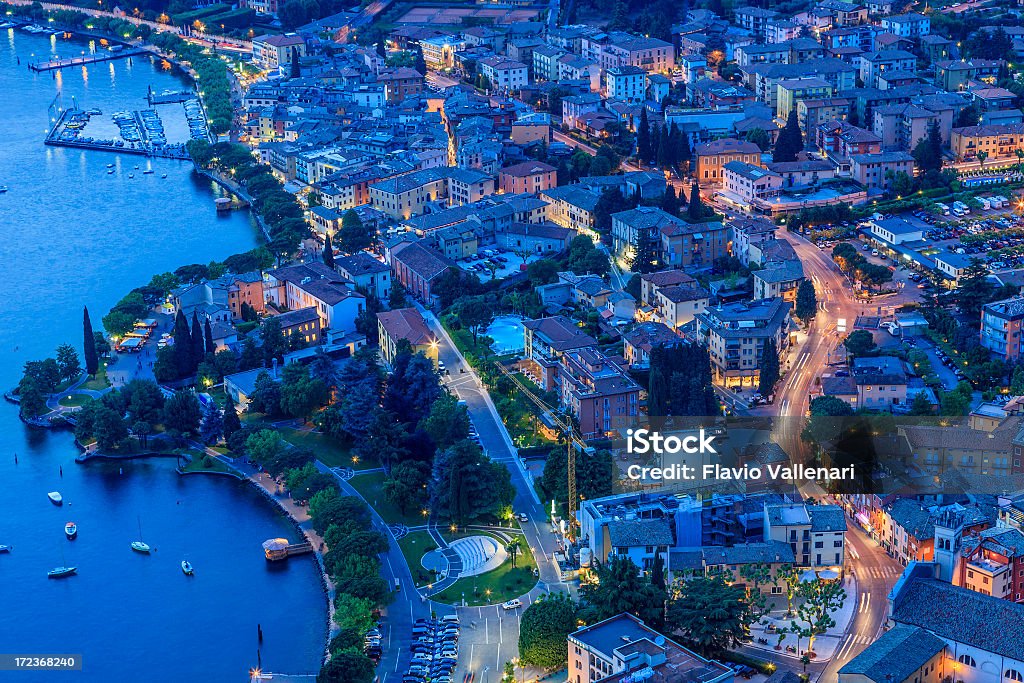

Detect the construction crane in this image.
[496,364,593,543]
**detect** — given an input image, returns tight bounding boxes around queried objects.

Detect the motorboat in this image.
[65,522,77,540]
[0,545,10,553]
[48,491,63,506]
[181,560,194,575]
[47,566,76,578]
[0,186,8,193]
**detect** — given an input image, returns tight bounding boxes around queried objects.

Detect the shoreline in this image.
[75,445,334,669]
[8,14,331,670]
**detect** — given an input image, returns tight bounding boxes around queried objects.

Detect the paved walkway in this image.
[743,576,858,662]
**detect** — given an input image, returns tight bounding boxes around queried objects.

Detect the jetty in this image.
[262,538,314,561]
[29,47,147,72]
[147,87,196,105]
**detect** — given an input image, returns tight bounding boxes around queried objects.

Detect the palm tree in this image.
[977,150,988,169]
[1016,148,1024,174]
[506,537,521,568]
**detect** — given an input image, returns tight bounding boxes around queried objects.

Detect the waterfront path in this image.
[317,460,428,683]
[6,0,252,53]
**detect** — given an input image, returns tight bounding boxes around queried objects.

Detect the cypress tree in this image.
[223,391,242,441]
[773,109,802,163]
[666,123,679,167]
[204,318,215,355]
[674,124,691,165]
[173,309,192,378]
[661,185,679,216]
[759,338,780,396]
[637,107,651,163]
[83,306,99,376]
[289,47,300,79]
[190,312,205,370]
[323,233,335,269]
[687,179,705,221]
[656,125,668,168]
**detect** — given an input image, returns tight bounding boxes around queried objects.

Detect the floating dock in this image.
[29,47,147,72]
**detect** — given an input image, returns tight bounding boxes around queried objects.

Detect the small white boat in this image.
[0,545,11,553]
[181,560,194,575]
[128,173,134,179]
[48,491,63,506]
[48,566,76,578]
[131,516,149,553]
[65,522,77,540]
[160,174,167,179]
[106,163,114,168]
[107,169,114,174]
[143,169,154,175]
[0,186,8,193]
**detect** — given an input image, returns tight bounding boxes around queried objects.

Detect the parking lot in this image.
[921,208,1024,273]
[403,614,461,683]
[458,247,538,280]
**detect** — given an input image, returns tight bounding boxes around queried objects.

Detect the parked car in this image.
[502,599,523,610]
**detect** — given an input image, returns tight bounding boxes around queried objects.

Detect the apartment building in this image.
[695,138,764,185]
[559,348,640,439]
[522,315,597,391]
[264,262,365,335]
[478,56,529,94]
[950,123,1024,163]
[604,65,646,103]
[498,161,558,195]
[389,241,456,305]
[764,503,847,569]
[568,614,732,683]
[376,307,438,368]
[980,297,1024,360]
[721,161,783,210]
[858,49,917,89]
[694,298,792,388]
[880,12,930,38]
[369,169,447,220]
[253,33,306,71]
[334,252,391,301]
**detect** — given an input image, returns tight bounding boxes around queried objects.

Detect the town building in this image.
[334,252,391,301]
[521,315,597,391]
[264,262,365,335]
[253,34,306,71]
[559,348,640,439]
[498,161,558,195]
[695,138,764,185]
[981,297,1024,360]
[567,614,732,683]
[389,241,457,305]
[950,123,1024,163]
[694,298,792,388]
[376,307,438,367]
[764,503,847,569]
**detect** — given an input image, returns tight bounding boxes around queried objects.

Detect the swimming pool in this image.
[486,315,526,354]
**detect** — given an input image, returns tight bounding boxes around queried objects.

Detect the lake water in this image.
[0,28,328,681]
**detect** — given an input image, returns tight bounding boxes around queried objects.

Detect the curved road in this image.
[771,229,903,682]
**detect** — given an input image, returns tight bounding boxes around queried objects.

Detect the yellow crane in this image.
[495,364,592,542]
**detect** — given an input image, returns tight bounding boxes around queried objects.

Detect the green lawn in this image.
[179,449,235,475]
[59,394,94,408]
[398,531,439,587]
[278,427,376,469]
[431,532,537,606]
[81,366,110,392]
[348,471,424,526]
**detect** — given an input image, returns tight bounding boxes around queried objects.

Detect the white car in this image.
[517,512,529,523]
[502,599,523,610]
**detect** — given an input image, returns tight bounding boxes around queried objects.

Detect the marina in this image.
[45,93,211,159]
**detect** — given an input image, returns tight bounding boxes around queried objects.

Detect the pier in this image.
[147,88,196,105]
[263,538,315,561]
[29,47,147,72]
